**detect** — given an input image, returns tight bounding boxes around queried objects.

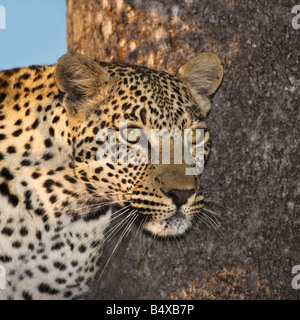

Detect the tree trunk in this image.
[66,0,300,299]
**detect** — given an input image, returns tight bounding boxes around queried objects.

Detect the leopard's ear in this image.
[55,52,112,115]
[178,52,223,117]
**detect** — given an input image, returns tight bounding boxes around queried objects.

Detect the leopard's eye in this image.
[186,129,202,144]
[121,127,144,143]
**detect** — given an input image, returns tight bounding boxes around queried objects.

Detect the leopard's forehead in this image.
[100,63,200,130]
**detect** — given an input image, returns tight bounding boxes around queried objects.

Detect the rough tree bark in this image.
[66,0,300,299]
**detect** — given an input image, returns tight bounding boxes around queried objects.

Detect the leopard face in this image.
[56,52,223,237]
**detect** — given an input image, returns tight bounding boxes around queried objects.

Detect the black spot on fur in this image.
[20,226,28,237]
[78,245,86,253]
[51,242,65,251]
[19,73,30,80]
[38,283,60,295]
[49,195,57,203]
[1,227,14,236]
[31,119,40,129]
[14,119,22,126]
[12,129,23,137]
[12,241,22,248]
[53,261,66,271]
[32,172,41,179]
[20,160,32,166]
[22,291,33,300]
[0,167,14,180]
[36,230,42,240]
[44,138,52,148]
[0,182,19,207]
[49,127,55,137]
[0,255,12,263]
[13,104,21,111]
[64,175,77,184]
[24,190,33,210]
[14,93,20,101]
[42,152,54,161]
[0,93,7,103]
[52,116,60,124]
[7,146,16,154]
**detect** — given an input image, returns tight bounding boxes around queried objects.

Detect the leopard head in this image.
[55,52,223,237]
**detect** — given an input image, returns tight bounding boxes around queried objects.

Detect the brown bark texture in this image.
[66,0,300,299]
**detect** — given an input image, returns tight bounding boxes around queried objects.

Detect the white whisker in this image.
[61,206,132,271]
[81,207,134,273]
[98,211,138,279]
[199,210,225,239]
[72,205,131,251]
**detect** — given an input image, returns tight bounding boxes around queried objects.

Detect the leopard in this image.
[0,52,223,300]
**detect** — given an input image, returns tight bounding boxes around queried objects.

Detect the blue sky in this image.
[0,0,67,70]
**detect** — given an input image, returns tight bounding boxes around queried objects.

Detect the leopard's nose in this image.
[161,188,195,206]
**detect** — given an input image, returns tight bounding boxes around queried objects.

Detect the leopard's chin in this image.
[143,214,192,237]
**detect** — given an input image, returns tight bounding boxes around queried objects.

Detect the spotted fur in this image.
[0,52,223,300]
